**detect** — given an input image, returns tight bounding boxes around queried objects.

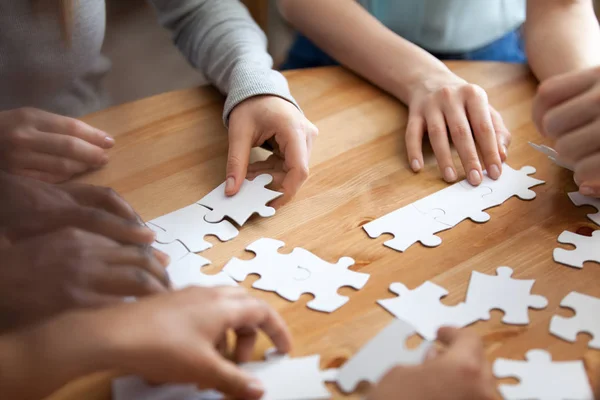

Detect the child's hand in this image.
[368,328,495,400]
[533,67,600,197]
[227,95,318,207]
[98,287,292,399]
[0,108,113,183]
[406,71,511,185]
[0,228,170,330]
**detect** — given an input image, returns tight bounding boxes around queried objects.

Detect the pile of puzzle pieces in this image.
[113,157,600,400]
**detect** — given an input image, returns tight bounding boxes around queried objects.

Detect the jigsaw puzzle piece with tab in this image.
[276,248,369,313]
[463,164,545,210]
[335,319,432,393]
[493,349,593,400]
[550,291,600,349]
[377,281,481,340]
[554,230,600,269]
[528,142,574,171]
[569,192,600,226]
[198,174,283,226]
[413,182,492,227]
[363,204,452,252]
[168,253,237,289]
[465,267,548,325]
[148,204,238,253]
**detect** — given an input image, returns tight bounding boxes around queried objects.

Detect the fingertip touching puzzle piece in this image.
[199,174,283,226]
[553,230,600,269]
[550,291,600,349]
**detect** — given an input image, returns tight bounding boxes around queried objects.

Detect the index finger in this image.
[34,110,113,149]
[60,183,141,223]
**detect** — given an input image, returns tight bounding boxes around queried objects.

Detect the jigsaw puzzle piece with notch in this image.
[241,350,335,400]
[569,192,600,226]
[223,238,298,292]
[377,282,481,340]
[198,174,283,226]
[554,230,600,268]
[168,253,237,289]
[550,291,600,349]
[463,164,545,210]
[493,349,593,400]
[413,182,492,227]
[275,248,369,313]
[335,319,432,393]
[148,204,239,253]
[363,205,452,252]
[465,267,548,325]
[528,142,574,171]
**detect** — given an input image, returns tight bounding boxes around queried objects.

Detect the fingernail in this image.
[411,159,421,172]
[443,167,457,182]
[104,135,115,147]
[225,177,235,194]
[469,169,482,185]
[488,164,501,180]
[246,381,264,398]
[580,186,595,196]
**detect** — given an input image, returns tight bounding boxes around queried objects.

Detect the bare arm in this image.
[277,0,452,104]
[525,0,600,81]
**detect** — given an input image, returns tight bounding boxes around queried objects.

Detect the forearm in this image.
[149,0,298,124]
[278,0,453,104]
[0,312,111,399]
[525,0,600,81]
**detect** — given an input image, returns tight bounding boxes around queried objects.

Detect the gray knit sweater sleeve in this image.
[147,0,300,125]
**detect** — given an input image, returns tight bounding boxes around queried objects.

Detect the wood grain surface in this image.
[48,63,600,400]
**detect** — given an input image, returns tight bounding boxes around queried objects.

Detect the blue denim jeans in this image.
[280,29,526,70]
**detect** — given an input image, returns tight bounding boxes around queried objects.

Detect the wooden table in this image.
[49,63,600,400]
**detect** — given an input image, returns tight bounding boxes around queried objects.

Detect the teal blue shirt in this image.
[358,0,526,53]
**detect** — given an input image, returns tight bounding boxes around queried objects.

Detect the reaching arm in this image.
[148,0,299,125]
[277,0,451,104]
[525,0,600,81]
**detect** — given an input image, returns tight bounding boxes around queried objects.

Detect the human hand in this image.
[533,67,600,196]
[368,328,495,400]
[0,228,170,331]
[406,71,511,185]
[0,172,155,246]
[93,287,292,399]
[0,107,113,183]
[227,95,318,207]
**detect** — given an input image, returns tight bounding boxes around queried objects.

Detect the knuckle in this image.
[427,125,447,139]
[7,129,30,148]
[298,165,309,180]
[227,155,244,169]
[463,84,487,100]
[60,227,85,242]
[451,124,472,141]
[15,107,36,123]
[439,86,454,101]
[55,158,73,174]
[457,357,483,379]
[308,123,319,137]
[65,118,84,135]
[61,136,79,155]
[537,78,556,101]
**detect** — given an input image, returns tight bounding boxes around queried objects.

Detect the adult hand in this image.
[0,228,170,331]
[533,67,600,196]
[0,172,155,247]
[100,287,292,399]
[227,95,318,207]
[406,71,511,185]
[368,328,495,400]
[0,107,113,183]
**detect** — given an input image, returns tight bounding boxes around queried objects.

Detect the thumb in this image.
[201,350,264,400]
[225,128,253,196]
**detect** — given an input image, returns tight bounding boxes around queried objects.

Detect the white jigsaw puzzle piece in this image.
[554,230,600,269]
[199,174,283,226]
[466,164,545,210]
[493,349,593,400]
[168,253,237,289]
[377,282,480,340]
[569,192,600,226]
[112,376,222,400]
[465,267,548,325]
[363,205,451,252]
[550,291,600,350]
[224,239,368,312]
[149,204,239,253]
[336,319,432,393]
[529,142,574,171]
[277,248,369,312]
[413,182,492,227]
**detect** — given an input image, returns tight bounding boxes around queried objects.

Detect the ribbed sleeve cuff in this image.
[222,62,301,126]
